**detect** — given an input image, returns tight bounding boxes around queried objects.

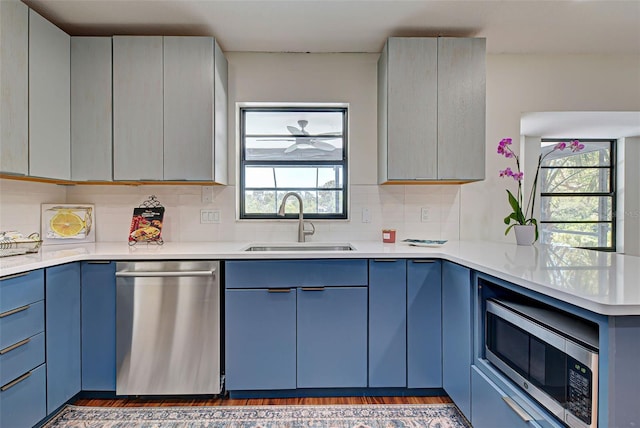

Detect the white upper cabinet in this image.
[28,9,71,180]
[163,37,228,183]
[0,0,29,176]
[437,38,486,181]
[71,37,113,181]
[112,36,164,181]
[113,36,227,182]
[378,37,486,183]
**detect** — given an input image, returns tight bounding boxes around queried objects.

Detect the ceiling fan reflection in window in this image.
[284,120,340,153]
[260,120,341,154]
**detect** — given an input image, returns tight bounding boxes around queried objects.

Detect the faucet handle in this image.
[303,221,315,237]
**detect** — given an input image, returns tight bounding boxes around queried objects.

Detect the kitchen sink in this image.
[244,243,355,252]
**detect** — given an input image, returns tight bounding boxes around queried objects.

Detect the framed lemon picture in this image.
[41,204,95,244]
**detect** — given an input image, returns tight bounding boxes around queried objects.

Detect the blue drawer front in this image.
[0,363,47,428]
[0,300,45,349]
[225,259,368,288]
[0,332,45,386]
[0,270,44,313]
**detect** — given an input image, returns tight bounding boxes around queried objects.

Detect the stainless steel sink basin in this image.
[244,243,354,252]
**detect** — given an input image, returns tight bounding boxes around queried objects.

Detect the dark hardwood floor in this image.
[74,395,452,407]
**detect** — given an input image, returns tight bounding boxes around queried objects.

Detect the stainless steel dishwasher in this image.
[115,261,221,395]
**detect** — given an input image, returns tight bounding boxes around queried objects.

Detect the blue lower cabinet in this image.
[407,260,442,388]
[225,289,297,390]
[297,286,368,388]
[0,331,45,387]
[471,366,542,428]
[46,263,81,413]
[81,261,116,391]
[368,259,406,387]
[442,261,472,420]
[0,363,47,428]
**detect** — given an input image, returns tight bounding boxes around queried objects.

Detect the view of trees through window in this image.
[539,139,615,251]
[240,107,347,219]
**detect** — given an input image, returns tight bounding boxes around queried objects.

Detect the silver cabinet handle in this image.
[411,260,436,263]
[0,338,30,355]
[87,261,111,264]
[502,396,533,422]
[0,304,30,318]
[1,272,30,281]
[1,371,32,391]
[116,269,215,278]
[372,259,398,262]
[301,287,325,291]
[268,288,292,293]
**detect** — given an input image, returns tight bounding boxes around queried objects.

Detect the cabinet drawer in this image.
[0,332,45,386]
[225,259,368,289]
[471,366,564,428]
[472,366,537,428]
[0,300,44,349]
[0,270,44,313]
[0,363,46,428]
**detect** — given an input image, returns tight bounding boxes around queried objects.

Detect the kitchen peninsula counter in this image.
[1,240,639,316]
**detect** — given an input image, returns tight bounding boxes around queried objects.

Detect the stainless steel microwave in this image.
[485,299,599,428]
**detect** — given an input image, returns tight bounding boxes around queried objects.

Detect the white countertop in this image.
[1,240,639,316]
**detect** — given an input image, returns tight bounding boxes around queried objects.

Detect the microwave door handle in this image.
[502,396,534,422]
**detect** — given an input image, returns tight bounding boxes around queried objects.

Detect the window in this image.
[539,139,616,251]
[239,106,348,219]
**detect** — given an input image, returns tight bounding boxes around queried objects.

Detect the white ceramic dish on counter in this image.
[402,239,448,247]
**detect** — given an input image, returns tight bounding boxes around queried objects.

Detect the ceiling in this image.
[22,0,640,54]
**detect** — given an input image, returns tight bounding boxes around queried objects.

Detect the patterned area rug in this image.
[42,403,471,427]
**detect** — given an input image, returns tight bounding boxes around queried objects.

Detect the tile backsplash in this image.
[0,179,460,243]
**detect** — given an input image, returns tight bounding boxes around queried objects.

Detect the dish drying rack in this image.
[0,232,43,257]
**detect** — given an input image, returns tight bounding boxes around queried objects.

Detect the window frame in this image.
[539,138,616,252]
[239,105,349,220]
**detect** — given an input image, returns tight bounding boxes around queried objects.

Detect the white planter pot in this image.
[514,225,536,246]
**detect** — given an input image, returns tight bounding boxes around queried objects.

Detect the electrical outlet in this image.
[201,186,214,204]
[421,207,430,222]
[362,207,371,223]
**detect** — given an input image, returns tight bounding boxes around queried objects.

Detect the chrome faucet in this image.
[278,192,315,242]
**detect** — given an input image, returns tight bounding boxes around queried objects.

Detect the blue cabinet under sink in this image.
[225,259,368,394]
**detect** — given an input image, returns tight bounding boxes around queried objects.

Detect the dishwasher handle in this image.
[116,269,216,278]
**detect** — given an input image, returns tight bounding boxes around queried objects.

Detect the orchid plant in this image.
[497,138,584,241]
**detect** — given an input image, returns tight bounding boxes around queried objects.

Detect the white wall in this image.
[462,54,640,243]
[0,179,66,235]
[2,52,639,245]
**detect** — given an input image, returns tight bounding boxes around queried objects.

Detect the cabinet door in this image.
[437,37,486,181]
[213,41,228,184]
[28,9,70,180]
[81,261,116,391]
[71,37,112,181]
[45,263,81,413]
[297,287,367,388]
[113,36,163,181]
[0,0,28,175]
[407,259,442,388]
[163,36,215,181]
[382,37,438,181]
[225,289,296,390]
[368,259,406,387]
[442,261,472,420]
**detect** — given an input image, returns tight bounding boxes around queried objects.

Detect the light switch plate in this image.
[200,209,220,224]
